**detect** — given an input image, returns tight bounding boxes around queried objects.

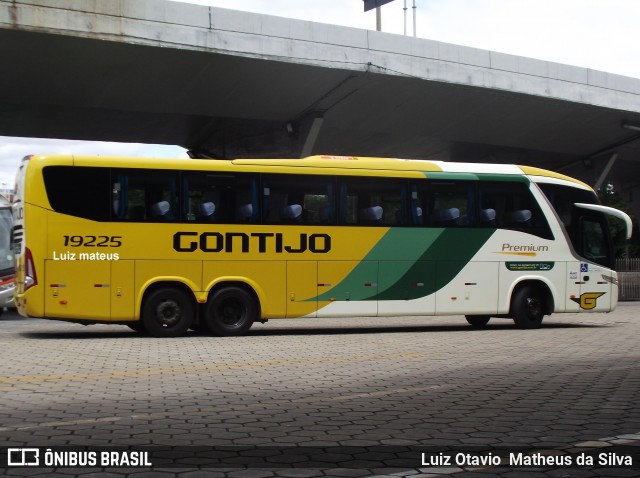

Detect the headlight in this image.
[0,279,14,292]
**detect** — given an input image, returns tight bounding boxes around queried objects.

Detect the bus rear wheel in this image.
[142,287,194,337]
[465,315,490,328]
[204,286,256,336]
[511,285,544,329]
[127,322,147,334]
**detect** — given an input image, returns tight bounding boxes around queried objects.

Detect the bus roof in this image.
[26,154,592,190]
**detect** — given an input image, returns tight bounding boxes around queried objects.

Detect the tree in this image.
[598,184,640,258]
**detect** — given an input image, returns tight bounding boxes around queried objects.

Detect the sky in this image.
[1,0,639,185]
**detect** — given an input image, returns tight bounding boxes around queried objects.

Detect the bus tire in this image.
[510,285,544,329]
[204,286,256,336]
[142,287,194,338]
[126,322,147,334]
[465,315,490,328]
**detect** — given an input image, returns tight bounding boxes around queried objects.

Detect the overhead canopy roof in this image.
[0,0,639,201]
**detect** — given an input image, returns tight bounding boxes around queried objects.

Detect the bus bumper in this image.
[14,288,43,318]
[0,279,15,309]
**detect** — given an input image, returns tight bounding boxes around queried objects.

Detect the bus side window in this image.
[339,177,405,226]
[478,181,553,240]
[427,181,475,227]
[479,208,497,227]
[241,176,260,223]
[42,166,111,221]
[183,173,220,223]
[410,184,427,226]
[112,169,178,222]
[183,172,257,224]
[262,174,333,225]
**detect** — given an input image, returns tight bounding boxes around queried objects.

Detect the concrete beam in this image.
[300,114,324,158]
[2,0,640,113]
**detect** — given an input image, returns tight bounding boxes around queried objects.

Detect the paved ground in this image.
[0,304,639,477]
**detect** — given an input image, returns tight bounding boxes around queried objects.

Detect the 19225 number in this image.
[63,235,123,247]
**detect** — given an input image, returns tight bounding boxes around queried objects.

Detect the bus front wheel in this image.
[205,286,256,336]
[142,287,194,337]
[510,286,544,329]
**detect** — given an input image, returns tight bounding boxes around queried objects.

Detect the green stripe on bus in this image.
[423,172,479,181]
[424,172,530,183]
[377,228,495,300]
[314,228,495,302]
[476,174,530,183]
[314,228,443,302]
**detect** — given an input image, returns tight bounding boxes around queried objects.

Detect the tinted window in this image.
[339,177,406,226]
[262,174,333,225]
[112,170,178,222]
[538,184,616,264]
[183,172,258,224]
[537,183,599,229]
[580,215,613,268]
[416,181,475,227]
[479,181,553,240]
[43,166,111,221]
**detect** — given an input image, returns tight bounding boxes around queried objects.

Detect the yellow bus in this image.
[13,154,632,337]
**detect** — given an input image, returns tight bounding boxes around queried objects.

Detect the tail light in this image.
[24,247,37,291]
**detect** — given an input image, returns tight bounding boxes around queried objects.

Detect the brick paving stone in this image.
[78,474,127,478]
[1,306,640,477]
[546,470,598,477]
[274,469,327,477]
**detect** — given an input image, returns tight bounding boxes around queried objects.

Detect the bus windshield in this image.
[537,182,619,269]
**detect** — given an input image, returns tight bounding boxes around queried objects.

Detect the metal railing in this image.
[616,258,640,301]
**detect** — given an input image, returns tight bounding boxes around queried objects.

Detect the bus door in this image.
[574,213,613,312]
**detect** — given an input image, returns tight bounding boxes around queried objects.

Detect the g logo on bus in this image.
[570,292,605,310]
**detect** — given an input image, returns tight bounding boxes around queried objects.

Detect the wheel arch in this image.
[137,278,198,320]
[508,278,555,317]
[204,282,261,336]
[205,278,263,318]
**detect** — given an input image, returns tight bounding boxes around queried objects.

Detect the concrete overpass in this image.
[1,0,640,218]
